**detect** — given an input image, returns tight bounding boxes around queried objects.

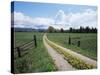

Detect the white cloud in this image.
[54,9,97,29]
[13,12,54,29]
[55,10,67,24]
[12,9,97,29]
[69,9,97,28]
[32,17,54,26]
[13,12,33,28]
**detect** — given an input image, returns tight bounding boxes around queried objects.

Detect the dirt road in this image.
[43,35,75,71]
[44,34,97,68]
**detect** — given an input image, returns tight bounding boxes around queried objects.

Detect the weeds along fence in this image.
[14,35,37,58]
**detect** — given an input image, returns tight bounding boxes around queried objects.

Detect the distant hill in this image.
[12,27,46,32]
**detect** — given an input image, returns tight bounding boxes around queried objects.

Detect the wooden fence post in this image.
[77,40,80,47]
[68,36,71,45]
[34,35,37,47]
[17,47,21,57]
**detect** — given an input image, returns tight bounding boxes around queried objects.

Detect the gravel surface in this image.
[44,34,97,68]
[43,35,76,71]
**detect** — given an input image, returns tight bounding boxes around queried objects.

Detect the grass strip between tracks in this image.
[44,35,96,69]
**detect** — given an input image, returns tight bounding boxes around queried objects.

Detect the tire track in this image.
[44,34,97,68]
[43,35,76,71]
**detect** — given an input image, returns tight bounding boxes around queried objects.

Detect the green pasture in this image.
[14,32,57,73]
[47,33,97,60]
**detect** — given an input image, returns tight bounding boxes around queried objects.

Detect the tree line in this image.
[13,26,97,33]
[47,26,97,33]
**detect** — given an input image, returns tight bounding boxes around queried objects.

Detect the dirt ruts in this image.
[43,34,97,70]
[43,35,75,71]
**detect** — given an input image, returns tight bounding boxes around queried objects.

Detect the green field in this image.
[14,32,97,73]
[14,32,57,73]
[47,33,97,60]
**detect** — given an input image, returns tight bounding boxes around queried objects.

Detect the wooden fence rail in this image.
[14,35,37,58]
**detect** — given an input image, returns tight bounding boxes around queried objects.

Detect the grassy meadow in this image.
[14,32,97,73]
[14,32,57,73]
[47,33,97,60]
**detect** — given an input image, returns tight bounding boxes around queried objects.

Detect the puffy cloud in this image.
[55,10,66,24]
[54,9,97,29]
[32,17,54,26]
[13,12,33,28]
[69,9,97,28]
[13,12,54,29]
[12,9,97,29]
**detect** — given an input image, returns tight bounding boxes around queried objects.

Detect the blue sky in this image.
[12,1,97,29]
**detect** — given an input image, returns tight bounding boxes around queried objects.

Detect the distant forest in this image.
[13,26,97,33]
[47,26,97,33]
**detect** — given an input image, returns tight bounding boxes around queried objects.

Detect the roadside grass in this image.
[47,33,97,60]
[14,32,57,73]
[44,35,96,69]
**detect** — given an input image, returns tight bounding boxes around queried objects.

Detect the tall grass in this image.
[47,33,97,60]
[14,32,57,73]
[44,35,96,69]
